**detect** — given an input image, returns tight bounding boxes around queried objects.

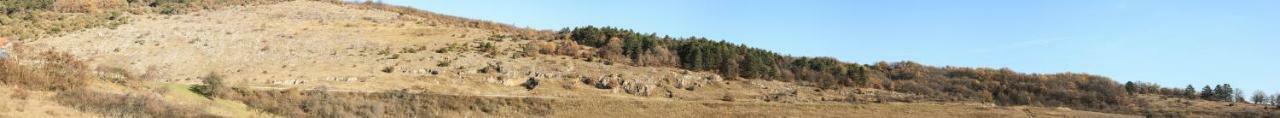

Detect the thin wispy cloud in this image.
[966,38,1071,54]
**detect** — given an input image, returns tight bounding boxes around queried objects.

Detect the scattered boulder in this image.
[580,74,625,89]
[721,95,736,102]
[593,75,615,89]
[272,79,305,85]
[326,77,360,82]
[620,79,653,96]
[526,71,552,79]
[674,75,703,91]
[406,69,439,75]
[478,62,503,73]
[578,74,656,96]
[764,90,800,103]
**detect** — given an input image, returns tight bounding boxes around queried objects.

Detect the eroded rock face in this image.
[585,74,620,89]
[673,75,705,91]
[620,78,653,96]
[571,73,659,96]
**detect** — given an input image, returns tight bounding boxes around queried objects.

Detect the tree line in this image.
[1124,82,1261,102]
[1126,82,1280,108]
[551,26,1142,112]
[1252,90,1280,108]
[561,26,875,88]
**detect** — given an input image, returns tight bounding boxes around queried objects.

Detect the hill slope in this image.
[0,0,1271,117]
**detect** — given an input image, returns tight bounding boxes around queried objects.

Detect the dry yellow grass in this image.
[0,86,96,117]
[50,0,126,13]
[0,1,1184,117]
[214,88,1136,118]
[1131,95,1280,117]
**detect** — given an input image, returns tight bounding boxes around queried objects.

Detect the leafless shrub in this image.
[434,43,466,53]
[0,50,89,91]
[531,40,557,54]
[435,60,451,67]
[55,89,214,118]
[518,42,541,57]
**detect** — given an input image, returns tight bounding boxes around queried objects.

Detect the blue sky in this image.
[379,0,1280,95]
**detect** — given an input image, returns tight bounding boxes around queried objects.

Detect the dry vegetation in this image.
[339,1,540,35]
[0,0,303,117]
[0,0,1268,117]
[53,89,215,118]
[0,45,87,91]
[0,0,293,40]
[0,44,214,117]
[215,89,554,117]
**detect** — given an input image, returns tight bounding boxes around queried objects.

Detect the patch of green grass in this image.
[165,84,280,118]
[168,84,208,101]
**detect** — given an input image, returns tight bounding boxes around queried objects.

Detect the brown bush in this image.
[0,49,90,91]
[191,72,231,98]
[533,40,558,54]
[634,47,679,67]
[518,42,541,57]
[597,37,628,63]
[555,40,589,58]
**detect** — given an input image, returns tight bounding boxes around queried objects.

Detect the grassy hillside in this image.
[0,0,1274,117]
[0,0,297,40]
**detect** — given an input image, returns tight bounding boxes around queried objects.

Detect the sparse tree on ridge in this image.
[1213,85,1223,101]
[1184,85,1196,99]
[1253,90,1267,104]
[1266,95,1274,107]
[1233,88,1244,103]
[1125,81,1137,94]
[1218,84,1234,101]
[1202,85,1214,100]
[1272,92,1280,108]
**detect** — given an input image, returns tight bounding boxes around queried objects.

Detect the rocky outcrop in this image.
[673,75,705,91]
[620,78,653,96]
[576,74,656,96]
